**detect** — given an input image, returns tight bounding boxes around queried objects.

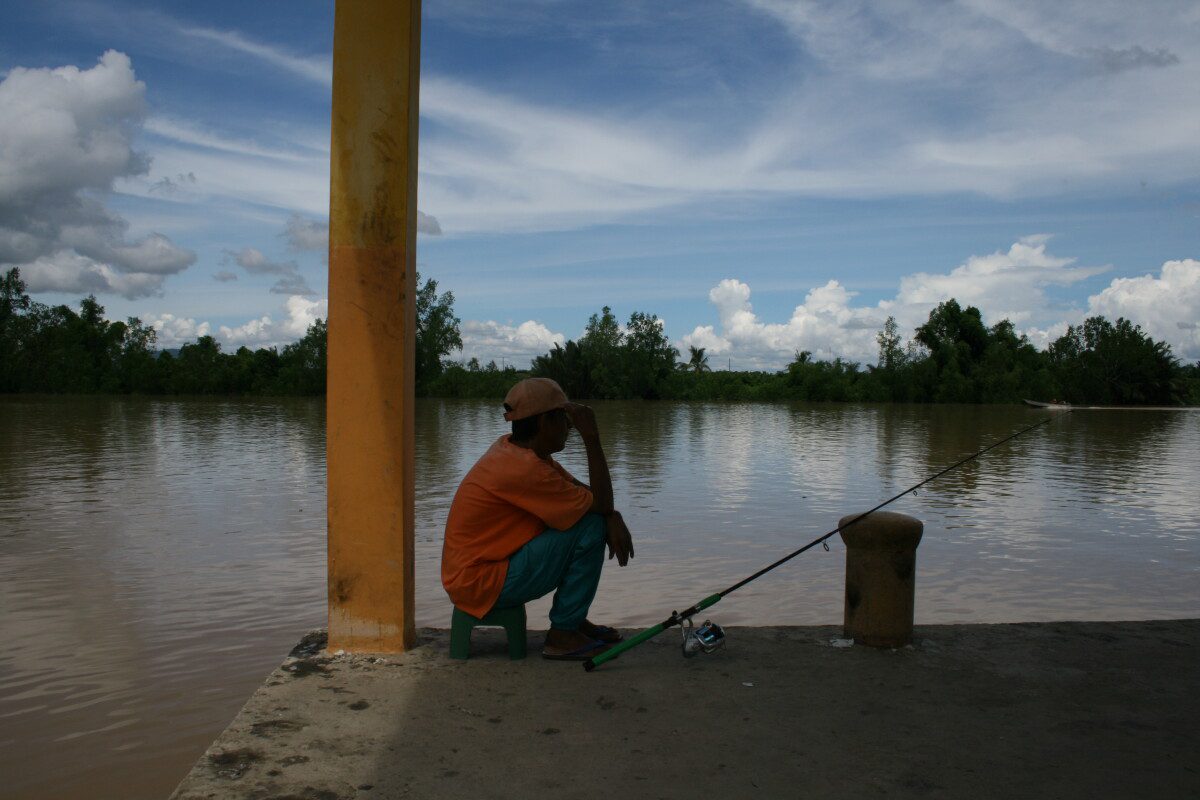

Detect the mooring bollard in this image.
[838,511,923,648]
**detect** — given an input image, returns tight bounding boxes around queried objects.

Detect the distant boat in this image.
[1023,399,1200,412]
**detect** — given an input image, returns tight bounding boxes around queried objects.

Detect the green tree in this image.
[876,316,903,371]
[579,305,624,398]
[531,340,594,398]
[0,268,33,391]
[117,316,162,392]
[623,311,678,399]
[276,319,326,395]
[415,274,462,392]
[914,300,990,402]
[685,345,711,374]
[170,335,230,394]
[1048,316,1181,404]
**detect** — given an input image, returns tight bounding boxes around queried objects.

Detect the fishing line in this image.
[584,409,1072,671]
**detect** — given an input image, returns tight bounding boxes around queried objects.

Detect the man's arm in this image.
[564,402,633,566]
[564,402,612,514]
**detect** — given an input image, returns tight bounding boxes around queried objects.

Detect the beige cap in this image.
[503,378,569,421]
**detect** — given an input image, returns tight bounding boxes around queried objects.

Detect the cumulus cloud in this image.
[285,214,328,251]
[19,250,168,299]
[1085,259,1200,360]
[224,245,316,295]
[0,51,195,298]
[147,295,327,351]
[217,295,327,348]
[451,319,565,368]
[227,247,295,275]
[149,313,211,348]
[680,278,887,369]
[269,273,316,296]
[680,237,1110,369]
[417,211,443,235]
[889,236,1107,326]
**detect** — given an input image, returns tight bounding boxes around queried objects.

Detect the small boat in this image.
[1023,399,1200,412]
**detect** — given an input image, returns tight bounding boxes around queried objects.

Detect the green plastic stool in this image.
[449,605,527,660]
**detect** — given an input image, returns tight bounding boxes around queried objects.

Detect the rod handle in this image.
[583,622,665,671]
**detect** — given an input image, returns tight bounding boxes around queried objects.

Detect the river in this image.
[2,396,1198,799]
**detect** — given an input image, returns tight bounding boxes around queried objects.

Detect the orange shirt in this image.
[442,435,593,617]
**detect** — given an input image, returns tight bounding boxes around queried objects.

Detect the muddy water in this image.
[2,397,1198,799]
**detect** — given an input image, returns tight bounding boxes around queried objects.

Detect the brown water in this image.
[2,397,1198,799]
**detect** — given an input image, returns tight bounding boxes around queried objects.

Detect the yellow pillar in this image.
[327,0,421,652]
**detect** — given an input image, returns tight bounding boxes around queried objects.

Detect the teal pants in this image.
[494,512,606,631]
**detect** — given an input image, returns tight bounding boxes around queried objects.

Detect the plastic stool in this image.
[449,605,527,660]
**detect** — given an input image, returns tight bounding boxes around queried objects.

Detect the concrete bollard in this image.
[838,511,923,648]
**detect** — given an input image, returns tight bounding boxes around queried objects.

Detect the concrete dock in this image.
[171,620,1199,799]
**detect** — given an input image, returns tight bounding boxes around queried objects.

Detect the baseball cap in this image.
[503,377,569,421]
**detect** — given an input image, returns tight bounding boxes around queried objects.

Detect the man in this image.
[441,377,635,660]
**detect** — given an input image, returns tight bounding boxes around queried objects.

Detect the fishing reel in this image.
[680,616,725,658]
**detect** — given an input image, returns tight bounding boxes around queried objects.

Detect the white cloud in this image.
[227,247,295,275]
[681,277,886,369]
[178,27,332,87]
[417,211,443,235]
[0,51,194,298]
[217,295,328,349]
[278,295,327,339]
[21,250,169,299]
[269,273,316,296]
[285,214,328,251]
[149,313,211,348]
[1086,259,1200,360]
[146,295,328,351]
[223,245,315,296]
[86,5,1200,238]
[890,235,1107,326]
[418,1,1200,231]
[681,237,1110,369]
[451,319,565,368]
[213,270,238,282]
[0,51,147,202]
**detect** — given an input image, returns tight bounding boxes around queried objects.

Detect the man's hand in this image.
[564,402,599,441]
[605,511,635,567]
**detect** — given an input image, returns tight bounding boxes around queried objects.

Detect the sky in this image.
[1,0,1198,369]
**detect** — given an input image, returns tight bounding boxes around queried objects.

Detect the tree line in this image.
[0,267,457,396]
[2,266,1197,404]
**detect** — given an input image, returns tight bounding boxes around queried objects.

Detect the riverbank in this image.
[170,620,1199,800]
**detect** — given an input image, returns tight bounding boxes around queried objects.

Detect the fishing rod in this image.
[584,409,1071,671]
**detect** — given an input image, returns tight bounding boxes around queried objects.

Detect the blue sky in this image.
[1,0,1198,367]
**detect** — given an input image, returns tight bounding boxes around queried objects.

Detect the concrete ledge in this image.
[171,621,1199,799]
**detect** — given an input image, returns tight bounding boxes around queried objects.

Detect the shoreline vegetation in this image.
[3,267,1197,405]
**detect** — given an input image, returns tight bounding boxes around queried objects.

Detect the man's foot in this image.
[578,619,623,643]
[542,628,610,660]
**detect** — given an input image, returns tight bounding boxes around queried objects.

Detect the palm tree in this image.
[687,345,711,375]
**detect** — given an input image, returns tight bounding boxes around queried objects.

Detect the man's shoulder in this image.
[478,436,572,483]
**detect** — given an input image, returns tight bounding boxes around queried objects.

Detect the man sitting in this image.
[441,377,635,660]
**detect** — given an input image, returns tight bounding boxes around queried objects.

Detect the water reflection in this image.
[1,397,1197,800]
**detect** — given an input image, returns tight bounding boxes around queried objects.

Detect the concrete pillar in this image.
[838,511,923,648]
[326,0,421,653]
